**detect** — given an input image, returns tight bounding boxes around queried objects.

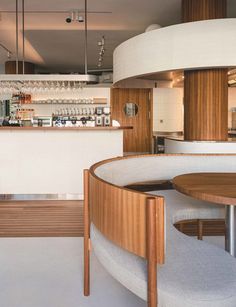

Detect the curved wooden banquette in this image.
[84,154,236,307]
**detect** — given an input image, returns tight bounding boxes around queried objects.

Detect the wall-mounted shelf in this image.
[12,97,108,105]
[18,102,108,105]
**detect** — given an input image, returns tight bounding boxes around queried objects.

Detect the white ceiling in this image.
[0,0,236,73]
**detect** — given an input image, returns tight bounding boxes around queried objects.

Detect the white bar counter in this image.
[0,127,131,198]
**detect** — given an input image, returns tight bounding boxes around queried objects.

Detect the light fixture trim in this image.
[0,74,98,83]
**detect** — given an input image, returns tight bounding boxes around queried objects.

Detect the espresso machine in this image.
[95,107,103,126]
[103,107,111,126]
[94,106,111,126]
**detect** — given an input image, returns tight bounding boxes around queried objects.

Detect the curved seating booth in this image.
[84,154,236,307]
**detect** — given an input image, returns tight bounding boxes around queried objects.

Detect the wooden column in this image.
[182,0,226,22]
[182,0,228,141]
[184,69,228,140]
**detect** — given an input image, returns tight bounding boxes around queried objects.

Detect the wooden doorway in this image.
[111,88,152,153]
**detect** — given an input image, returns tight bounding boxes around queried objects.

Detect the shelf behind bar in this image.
[18,102,108,105]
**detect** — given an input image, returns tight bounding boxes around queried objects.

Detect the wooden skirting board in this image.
[0,200,83,237]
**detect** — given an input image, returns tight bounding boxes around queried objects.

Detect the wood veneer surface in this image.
[89,172,165,263]
[182,0,227,22]
[0,200,83,237]
[5,61,35,74]
[173,173,236,206]
[111,88,151,152]
[175,219,225,237]
[184,69,228,141]
[182,0,228,141]
[0,196,225,238]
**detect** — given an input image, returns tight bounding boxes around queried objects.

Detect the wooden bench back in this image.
[89,170,165,264]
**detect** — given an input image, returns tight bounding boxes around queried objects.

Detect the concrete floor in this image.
[0,237,145,307]
[0,236,225,307]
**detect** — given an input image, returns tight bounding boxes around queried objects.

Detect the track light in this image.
[0,43,12,59]
[97,36,105,67]
[77,15,84,23]
[66,10,84,23]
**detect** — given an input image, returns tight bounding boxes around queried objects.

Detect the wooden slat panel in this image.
[0,200,83,237]
[175,219,225,236]
[111,88,152,152]
[182,0,228,141]
[182,0,227,22]
[5,61,35,74]
[184,69,228,141]
[89,173,165,263]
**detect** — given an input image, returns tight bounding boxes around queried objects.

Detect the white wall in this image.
[17,87,110,116]
[228,87,236,129]
[153,88,183,132]
[31,87,110,116]
[153,87,236,132]
[0,64,5,74]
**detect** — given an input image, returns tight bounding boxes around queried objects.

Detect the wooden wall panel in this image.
[89,172,165,263]
[182,0,227,22]
[111,88,152,152]
[184,69,228,141]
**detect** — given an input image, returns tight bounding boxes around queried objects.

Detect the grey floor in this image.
[0,237,145,307]
[0,236,225,307]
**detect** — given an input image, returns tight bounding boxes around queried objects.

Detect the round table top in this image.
[173,173,236,206]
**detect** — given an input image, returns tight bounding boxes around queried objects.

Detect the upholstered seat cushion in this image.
[91,190,236,307]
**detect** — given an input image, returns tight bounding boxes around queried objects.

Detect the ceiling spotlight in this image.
[77,15,84,23]
[66,17,72,23]
[66,11,84,23]
[66,11,75,23]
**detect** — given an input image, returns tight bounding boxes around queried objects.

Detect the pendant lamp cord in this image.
[22,0,25,74]
[16,0,19,74]
[84,0,88,75]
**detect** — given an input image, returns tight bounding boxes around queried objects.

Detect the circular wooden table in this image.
[173,173,236,257]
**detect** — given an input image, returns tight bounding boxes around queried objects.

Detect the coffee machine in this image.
[95,107,103,126]
[94,107,111,127]
[103,107,111,126]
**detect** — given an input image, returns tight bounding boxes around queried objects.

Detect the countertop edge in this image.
[0,126,133,131]
[165,136,236,143]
